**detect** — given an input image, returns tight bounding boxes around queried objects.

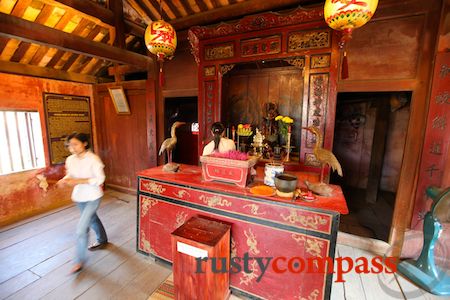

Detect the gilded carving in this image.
[244,228,260,255]
[220,64,235,75]
[281,210,328,229]
[140,230,156,255]
[298,289,320,300]
[243,204,266,216]
[311,54,330,69]
[175,211,188,228]
[284,57,305,69]
[173,189,191,199]
[288,30,330,52]
[205,43,234,60]
[306,74,328,148]
[141,197,158,216]
[241,35,281,57]
[231,237,237,258]
[143,181,166,194]
[292,234,324,258]
[199,194,232,207]
[204,66,215,77]
[240,260,259,286]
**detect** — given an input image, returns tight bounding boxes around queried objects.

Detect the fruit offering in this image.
[237,124,252,136]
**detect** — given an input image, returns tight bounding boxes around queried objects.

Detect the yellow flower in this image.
[282,116,294,123]
[275,115,283,121]
[238,124,243,129]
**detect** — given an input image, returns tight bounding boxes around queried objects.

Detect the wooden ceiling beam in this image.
[125,20,146,37]
[110,0,125,48]
[39,0,115,26]
[171,0,306,30]
[0,12,152,67]
[0,60,99,83]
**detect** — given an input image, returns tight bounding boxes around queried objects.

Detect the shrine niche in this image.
[189,6,339,171]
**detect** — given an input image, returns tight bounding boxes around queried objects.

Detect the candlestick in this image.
[285,132,291,162]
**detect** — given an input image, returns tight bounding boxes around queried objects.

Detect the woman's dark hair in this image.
[66,132,90,150]
[211,122,225,150]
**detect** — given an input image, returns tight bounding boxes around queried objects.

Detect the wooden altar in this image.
[188,6,339,172]
[137,165,348,300]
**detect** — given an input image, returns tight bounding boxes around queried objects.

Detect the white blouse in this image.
[202,137,236,156]
[64,151,105,202]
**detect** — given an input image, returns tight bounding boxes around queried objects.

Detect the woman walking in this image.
[57,132,108,273]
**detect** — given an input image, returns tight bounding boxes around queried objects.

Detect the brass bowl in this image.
[274,173,298,193]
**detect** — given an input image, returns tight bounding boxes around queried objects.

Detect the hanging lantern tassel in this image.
[159,60,165,87]
[341,50,349,79]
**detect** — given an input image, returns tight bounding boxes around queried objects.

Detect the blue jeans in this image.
[75,198,107,264]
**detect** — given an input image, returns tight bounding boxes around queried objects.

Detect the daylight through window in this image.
[0,111,45,175]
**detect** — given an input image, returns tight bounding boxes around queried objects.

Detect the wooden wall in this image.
[0,73,93,226]
[222,67,303,150]
[335,0,442,255]
[156,41,198,165]
[94,80,157,192]
[333,97,410,192]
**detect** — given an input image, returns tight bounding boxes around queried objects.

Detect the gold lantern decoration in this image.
[324,0,378,78]
[145,19,177,86]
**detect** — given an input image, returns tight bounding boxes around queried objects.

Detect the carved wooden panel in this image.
[241,35,281,57]
[311,54,331,69]
[288,30,330,52]
[204,43,234,60]
[305,73,329,149]
[203,65,215,77]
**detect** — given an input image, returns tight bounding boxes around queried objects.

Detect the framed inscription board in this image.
[43,93,92,165]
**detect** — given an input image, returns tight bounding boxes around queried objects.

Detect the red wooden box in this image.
[199,155,258,188]
[171,217,231,300]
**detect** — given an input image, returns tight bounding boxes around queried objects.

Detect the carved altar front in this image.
[189,6,339,172]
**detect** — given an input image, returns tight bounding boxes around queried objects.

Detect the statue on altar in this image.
[261,102,279,145]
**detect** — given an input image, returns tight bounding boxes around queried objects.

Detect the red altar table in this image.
[137,164,348,300]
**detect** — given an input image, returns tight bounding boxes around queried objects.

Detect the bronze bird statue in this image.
[159,121,186,171]
[303,126,343,184]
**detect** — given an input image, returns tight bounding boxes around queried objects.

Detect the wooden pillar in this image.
[366,97,390,204]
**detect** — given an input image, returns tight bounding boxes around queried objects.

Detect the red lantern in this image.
[145,20,177,86]
[324,0,378,79]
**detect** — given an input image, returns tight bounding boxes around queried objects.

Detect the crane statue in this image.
[159,121,186,172]
[302,126,343,196]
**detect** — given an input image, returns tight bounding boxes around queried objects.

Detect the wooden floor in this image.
[0,190,448,300]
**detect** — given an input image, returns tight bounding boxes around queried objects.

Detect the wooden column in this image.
[366,97,390,204]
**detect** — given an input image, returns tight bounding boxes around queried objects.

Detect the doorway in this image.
[331,92,412,241]
[164,97,198,165]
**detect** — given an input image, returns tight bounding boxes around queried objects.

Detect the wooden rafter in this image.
[38,0,115,26]
[0,12,151,67]
[147,0,170,20]
[45,17,91,68]
[127,0,153,23]
[195,0,209,12]
[165,0,182,18]
[0,60,98,83]
[179,0,195,15]
[171,0,304,30]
